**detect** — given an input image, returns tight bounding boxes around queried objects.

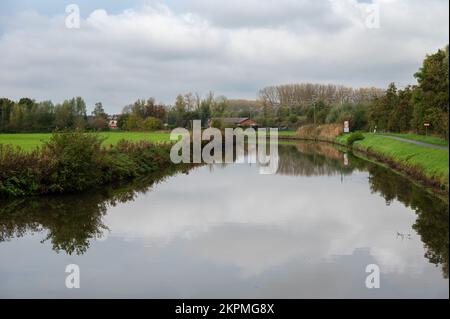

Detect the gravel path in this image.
[382,135,449,151]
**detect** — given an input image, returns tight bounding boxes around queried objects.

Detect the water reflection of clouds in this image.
[1,145,447,298]
[105,163,432,278]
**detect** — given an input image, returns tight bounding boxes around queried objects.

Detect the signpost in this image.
[424,123,430,136]
[344,121,350,133]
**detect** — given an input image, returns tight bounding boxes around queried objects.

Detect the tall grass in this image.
[297,124,343,141]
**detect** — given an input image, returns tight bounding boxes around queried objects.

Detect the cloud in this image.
[172,0,350,30]
[0,0,448,113]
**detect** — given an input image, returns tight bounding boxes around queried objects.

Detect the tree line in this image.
[0,97,109,132]
[1,46,447,137]
[368,46,449,137]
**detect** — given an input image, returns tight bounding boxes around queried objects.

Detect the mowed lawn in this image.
[0,131,172,151]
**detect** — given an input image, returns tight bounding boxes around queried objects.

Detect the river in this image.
[0,141,448,298]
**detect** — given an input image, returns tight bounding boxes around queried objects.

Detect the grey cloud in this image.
[173,0,351,31]
[0,0,448,113]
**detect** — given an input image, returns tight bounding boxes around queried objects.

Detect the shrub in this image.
[123,114,143,131]
[87,117,109,131]
[39,132,105,193]
[0,145,40,197]
[210,119,224,130]
[115,140,172,174]
[288,115,298,124]
[122,115,163,131]
[100,151,137,182]
[346,132,365,146]
[0,132,178,198]
[142,117,163,131]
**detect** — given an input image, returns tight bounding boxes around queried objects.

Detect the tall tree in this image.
[0,98,14,131]
[92,102,107,119]
[388,87,413,132]
[368,83,397,131]
[412,46,449,136]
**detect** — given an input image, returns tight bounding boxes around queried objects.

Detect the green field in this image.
[277,130,298,136]
[0,132,172,151]
[337,133,449,188]
[383,133,449,147]
[0,129,296,151]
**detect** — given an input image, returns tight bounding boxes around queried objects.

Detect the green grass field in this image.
[337,133,449,187]
[0,131,172,151]
[277,130,298,136]
[383,133,449,147]
[0,129,297,149]
[0,129,296,151]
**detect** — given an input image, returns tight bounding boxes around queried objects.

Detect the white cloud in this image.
[0,0,448,113]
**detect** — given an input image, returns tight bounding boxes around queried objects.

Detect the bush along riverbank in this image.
[279,126,449,193]
[0,132,179,198]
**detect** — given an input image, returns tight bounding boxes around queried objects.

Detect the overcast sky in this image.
[0,0,448,113]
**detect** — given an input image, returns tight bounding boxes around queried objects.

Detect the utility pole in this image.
[424,123,430,136]
[314,101,316,126]
[311,95,317,126]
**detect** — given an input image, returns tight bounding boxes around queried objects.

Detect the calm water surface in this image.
[0,142,448,298]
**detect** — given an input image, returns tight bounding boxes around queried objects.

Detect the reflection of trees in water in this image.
[0,195,108,255]
[278,142,449,279]
[276,142,360,177]
[368,164,449,279]
[206,142,358,175]
[0,165,196,255]
[0,143,448,279]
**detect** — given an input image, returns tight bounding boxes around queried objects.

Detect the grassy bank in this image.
[277,126,449,192]
[336,133,449,191]
[0,132,178,198]
[2,129,448,196]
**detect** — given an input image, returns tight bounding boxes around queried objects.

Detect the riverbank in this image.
[2,141,447,298]
[1,130,448,197]
[0,132,179,198]
[339,133,448,191]
[279,132,449,194]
